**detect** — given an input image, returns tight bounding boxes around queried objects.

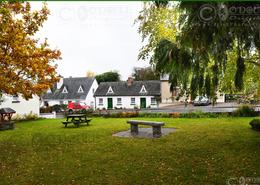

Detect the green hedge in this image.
[233,105,256,117]
[249,119,260,131]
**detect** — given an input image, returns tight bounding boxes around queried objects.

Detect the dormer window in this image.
[107,86,114,94]
[62,86,68,93]
[78,85,84,93]
[139,85,147,93]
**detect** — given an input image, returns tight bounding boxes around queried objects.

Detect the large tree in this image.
[137,2,260,101]
[95,71,120,84]
[0,2,61,99]
[132,67,160,81]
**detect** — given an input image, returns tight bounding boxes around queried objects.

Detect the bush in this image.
[12,111,39,121]
[179,111,229,118]
[51,104,67,113]
[40,106,52,113]
[249,119,260,131]
[138,112,170,118]
[170,112,181,118]
[233,105,256,117]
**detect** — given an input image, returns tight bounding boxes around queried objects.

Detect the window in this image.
[98,98,103,105]
[107,86,114,94]
[151,98,156,105]
[44,101,49,107]
[62,86,68,93]
[139,85,147,93]
[117,98,122,105]
[12,95,20,103]
[78,85,84,93]
[130,98,135,105]
[92,88,95,94]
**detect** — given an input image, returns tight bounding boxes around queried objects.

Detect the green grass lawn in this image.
[0,117,259,185]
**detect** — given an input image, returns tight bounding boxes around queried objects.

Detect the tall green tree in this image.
[137,2,260,101]
[95,71,120,84]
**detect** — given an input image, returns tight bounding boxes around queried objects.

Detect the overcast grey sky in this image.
[31,2,149,80]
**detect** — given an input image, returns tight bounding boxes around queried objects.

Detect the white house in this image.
[42,77,98,107]
[0,94,40,116]
[94,77,161,109]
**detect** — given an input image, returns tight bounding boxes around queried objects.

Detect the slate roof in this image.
[94,81,161,97]
[43,77,95,100]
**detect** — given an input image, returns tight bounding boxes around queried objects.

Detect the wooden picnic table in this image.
[62,114,91,128]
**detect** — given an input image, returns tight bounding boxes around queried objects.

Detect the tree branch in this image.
[245,60,260,67]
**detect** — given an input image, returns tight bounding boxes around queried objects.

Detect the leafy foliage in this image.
[137,2,260,100]
[0,2,61,99]
[249,119,260,131]
[132,67,160,81]
[95,71,120,84]
[233,105,256,117]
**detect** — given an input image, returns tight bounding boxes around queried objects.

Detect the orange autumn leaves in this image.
[0,2,61,99]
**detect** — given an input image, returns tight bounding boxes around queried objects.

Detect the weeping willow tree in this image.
[137,2,260,101]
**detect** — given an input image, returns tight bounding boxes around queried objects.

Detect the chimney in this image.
[127,77,134,86]
[57,76,63,89]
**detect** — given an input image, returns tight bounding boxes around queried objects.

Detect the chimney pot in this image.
[127,77,134,86]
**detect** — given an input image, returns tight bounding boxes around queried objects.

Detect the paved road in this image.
[141,103,260,113]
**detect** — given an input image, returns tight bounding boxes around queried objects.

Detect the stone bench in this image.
[127,120,165,137]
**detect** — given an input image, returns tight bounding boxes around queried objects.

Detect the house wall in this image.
[216,92,225,103]
[0,94,40,116]
[85,79,98,108]
[161,81,174,103]
[160,80,225,103]
[42,99,82,106]
[95,96,158,109]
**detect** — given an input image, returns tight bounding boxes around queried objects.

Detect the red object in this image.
[67,102,90,112]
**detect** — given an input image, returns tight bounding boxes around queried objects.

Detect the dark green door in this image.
[140,98,146,109]
[107,98,113,109]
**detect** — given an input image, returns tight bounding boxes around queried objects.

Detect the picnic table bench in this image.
[127,120,165,137]
[62,114,91,128]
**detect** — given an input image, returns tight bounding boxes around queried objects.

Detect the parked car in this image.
[67,102,90,113]
[193,96,210,106]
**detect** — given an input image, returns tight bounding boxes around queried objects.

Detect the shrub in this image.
[40,106,52,113]
[51,104,67,113]
[12,111,39,121]
[249,119,260,131]
[170,112,181,118]
[138,112,170,118]
[179,111,229,118]
[24,112,38,120]
[233,105,256,117]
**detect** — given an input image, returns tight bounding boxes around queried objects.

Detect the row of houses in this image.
[42,77,161,110]
[0,75,225,116]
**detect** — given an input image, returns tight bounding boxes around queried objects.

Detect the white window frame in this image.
[151,97,157,105]
[62,86,68,93]
[107,86,114,94]
[12,95,20,103]
[98,98,103,106]
[117,98,122,105]
[130,98,135,105]
[140,85,147,93]
[78,85,84,93]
